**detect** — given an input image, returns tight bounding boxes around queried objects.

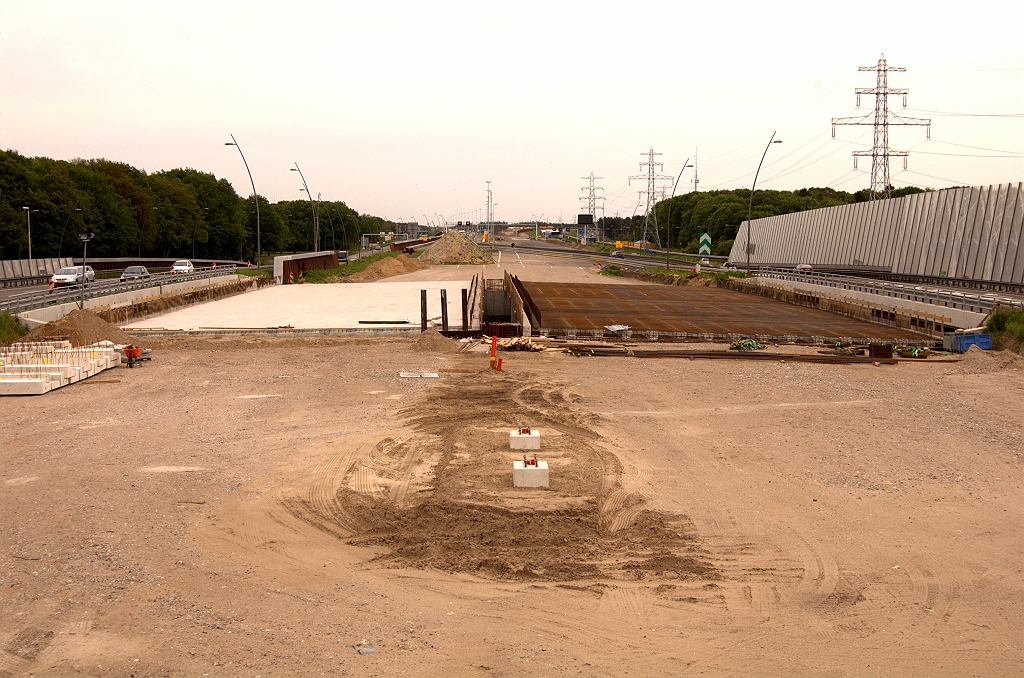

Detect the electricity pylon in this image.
[629,148,673,246]
[832,53,931,200]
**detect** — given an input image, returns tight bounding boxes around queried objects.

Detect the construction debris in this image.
[497,337,543,352]
[564,344,899,364]
[728,339,766,351]
[0,340,122,395]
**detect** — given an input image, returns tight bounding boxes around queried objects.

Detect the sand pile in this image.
[23,309,133,347]
[415,327,460,353]
[345,255,430,282]
[420,231,494,265]
[948,344,1024,374]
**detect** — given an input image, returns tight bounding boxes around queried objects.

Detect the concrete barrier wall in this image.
[16,274,245,328]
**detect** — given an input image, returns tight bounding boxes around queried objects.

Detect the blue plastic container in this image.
[955,333,992,353]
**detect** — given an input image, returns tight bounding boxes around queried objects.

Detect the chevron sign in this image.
[699,232,712,256]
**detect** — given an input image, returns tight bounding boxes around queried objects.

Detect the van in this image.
[337,250,349,263]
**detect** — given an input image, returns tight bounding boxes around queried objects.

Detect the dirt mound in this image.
[622,270,721,287]
[23,309,133,347]
[949,344,1024,374]
[281,373,719,582]
[345,255,430,282]
[419,231,494,265]
[415,327,460,353]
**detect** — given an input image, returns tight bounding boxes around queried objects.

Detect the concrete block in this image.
[513,460,549,488]
[0,379,51,395]
[510,429,541,450]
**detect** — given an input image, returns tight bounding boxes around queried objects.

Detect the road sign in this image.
[699,232,712,256]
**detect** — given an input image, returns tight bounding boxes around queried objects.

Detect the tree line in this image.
[0,150,394,261]
[598,185,926,256]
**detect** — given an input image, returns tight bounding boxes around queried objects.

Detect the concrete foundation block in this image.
[513,460,549,488]
[0,379,51,395]
[510,430,541,450]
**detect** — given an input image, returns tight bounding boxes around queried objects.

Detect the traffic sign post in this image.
[699,232,712,256]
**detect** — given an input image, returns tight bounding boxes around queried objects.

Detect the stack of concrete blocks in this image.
[511,427,547,488]
[0,341,121,395]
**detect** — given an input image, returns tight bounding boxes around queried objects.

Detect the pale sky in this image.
[3,1,1022,224]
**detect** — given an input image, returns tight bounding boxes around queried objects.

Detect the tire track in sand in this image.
[279,441,374,538]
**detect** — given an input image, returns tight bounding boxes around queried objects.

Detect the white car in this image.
[170,260,195,274]
[51,266,95,286]
[700,258,711,266]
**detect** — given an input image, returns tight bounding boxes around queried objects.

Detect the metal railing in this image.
[1,266,239,315]
[756,268,1023,315]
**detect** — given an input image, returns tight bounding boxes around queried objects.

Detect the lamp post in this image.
[22,207,39,261]
[319,193,336,252]
[58,208,82,258]
[78,231,94,310]
[194,207,209,259]
[291,164,319,252]
[665,158,693,270]
[745,133,782,273]
[226,135,261,270]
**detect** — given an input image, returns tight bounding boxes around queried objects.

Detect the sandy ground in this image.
[1,332,1021,676]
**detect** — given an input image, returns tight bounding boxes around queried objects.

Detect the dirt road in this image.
[1,337,1020,676]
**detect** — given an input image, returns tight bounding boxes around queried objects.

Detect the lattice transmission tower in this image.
[629,148,674,246]
[579,172,604,242]
[832,53,931,200]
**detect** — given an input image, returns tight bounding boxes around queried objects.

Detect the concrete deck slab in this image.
[123,281,474,331]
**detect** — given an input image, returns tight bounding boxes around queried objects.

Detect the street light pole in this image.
[291,163,319,252]
[319,193,336,252]
[78,231,94,310]
[22,207,38,261]
[666,158,693,270]
[746,132,782,273]
[226,135,261,270]
[59,208,82,258]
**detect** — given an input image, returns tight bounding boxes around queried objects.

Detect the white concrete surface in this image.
[513,460,549,488]
[124,281,474,331]
[17,274,243,328]
[510,429,541,450]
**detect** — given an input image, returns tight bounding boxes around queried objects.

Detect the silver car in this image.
[51,266,95,286]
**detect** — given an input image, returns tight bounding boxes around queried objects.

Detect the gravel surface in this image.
[1,336,1020,675]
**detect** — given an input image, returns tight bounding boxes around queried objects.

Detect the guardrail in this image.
[756,268,1023,315]
[0,266,239,315]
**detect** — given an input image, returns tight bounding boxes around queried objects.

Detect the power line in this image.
[905,108,1023,118]
[929,138,1024,154]
[832,53,931,200]
[897,168,972,187]
[912,150,1023,158]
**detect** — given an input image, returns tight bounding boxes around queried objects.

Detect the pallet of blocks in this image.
[0,340,121,396]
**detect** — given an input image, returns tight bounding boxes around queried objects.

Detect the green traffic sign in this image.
[699,232,712,256]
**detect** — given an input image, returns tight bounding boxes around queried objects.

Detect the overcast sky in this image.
[2,1,1022,224]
